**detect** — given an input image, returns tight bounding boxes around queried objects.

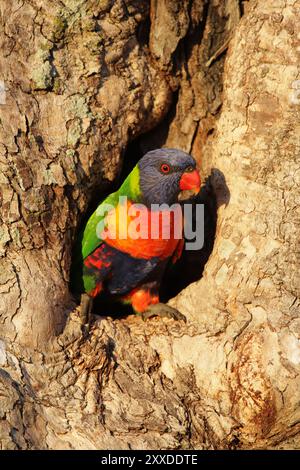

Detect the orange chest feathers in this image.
[100,201,183,260]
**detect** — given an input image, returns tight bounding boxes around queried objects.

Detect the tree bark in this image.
[0,0,300,450]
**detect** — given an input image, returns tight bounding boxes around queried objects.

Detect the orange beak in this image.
[179,169,201,195]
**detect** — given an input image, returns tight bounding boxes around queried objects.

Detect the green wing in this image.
[81,165,141,260]
[70,165,142,294]
[70,191,118,294]
[81,191,119,260]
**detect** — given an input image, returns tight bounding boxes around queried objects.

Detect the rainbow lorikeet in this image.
[71,148,201,322]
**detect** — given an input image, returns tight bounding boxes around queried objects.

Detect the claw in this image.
[141,303,186,322]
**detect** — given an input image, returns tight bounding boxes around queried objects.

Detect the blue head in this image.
[137,148,201,206]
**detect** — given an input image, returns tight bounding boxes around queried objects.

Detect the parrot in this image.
[71,148,201,323]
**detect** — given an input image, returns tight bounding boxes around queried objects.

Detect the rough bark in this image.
[0,0,300,450]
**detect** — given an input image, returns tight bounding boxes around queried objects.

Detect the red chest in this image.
[101,201,183,260]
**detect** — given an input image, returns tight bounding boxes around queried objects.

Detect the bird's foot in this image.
[79,293,93,326]
[141,303,186,322]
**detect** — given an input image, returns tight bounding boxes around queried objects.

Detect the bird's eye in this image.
[160,163,171,174]
[185,165,194,173]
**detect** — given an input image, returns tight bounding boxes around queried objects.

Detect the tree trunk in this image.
[0,0,299,450]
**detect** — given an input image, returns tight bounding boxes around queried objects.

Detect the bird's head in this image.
[137,148,201,206]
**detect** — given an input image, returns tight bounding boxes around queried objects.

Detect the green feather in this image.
[81,190,119,260]
[79,166,141,259]
[81,165,141,259]
[71,165,142,294]
[83,269,97,293]
[119,165,141,200]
